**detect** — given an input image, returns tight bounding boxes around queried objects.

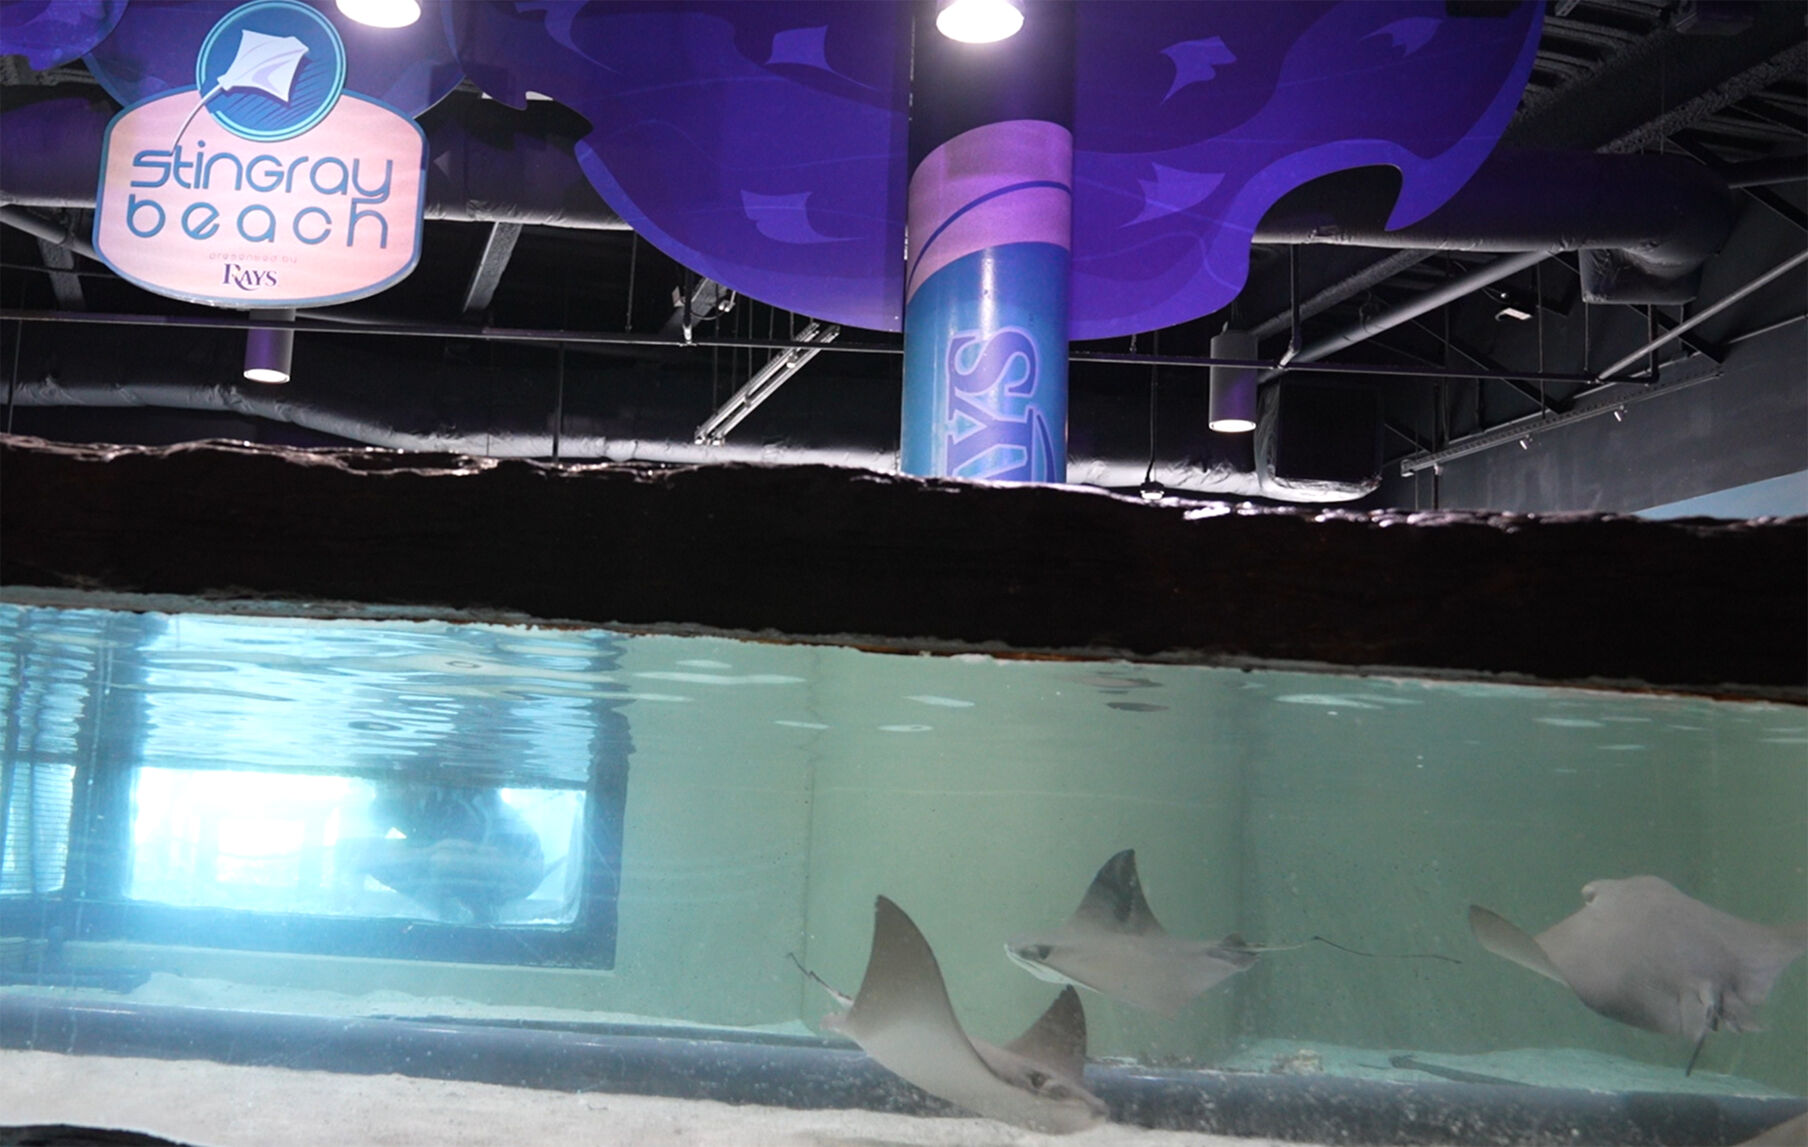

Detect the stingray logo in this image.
[187,1,347,144]
[92,0,425,309]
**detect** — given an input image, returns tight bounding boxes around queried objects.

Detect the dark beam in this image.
[461,222,524,319]
[34,238,83,311]
[1742,184,1808,233]
[1668,134,1808,233]
[1384,420,1435,455]
[1646,306,1727,364]
[1400,317,1564,412]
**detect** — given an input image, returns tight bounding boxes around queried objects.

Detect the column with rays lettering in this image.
[900,2,1074,483]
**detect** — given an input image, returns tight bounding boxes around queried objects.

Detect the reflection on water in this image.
[0,600,1803,1141]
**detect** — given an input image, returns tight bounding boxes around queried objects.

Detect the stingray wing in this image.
[834,897,1103,1133]
[1469,904,1569,986]
[836,896,980,1052]
[1002,984,1089,1084]
[1608,879,1808,1035]
[1073,849,1167,936]
[974,985,1108,1134]
[1713,915,1808,1032]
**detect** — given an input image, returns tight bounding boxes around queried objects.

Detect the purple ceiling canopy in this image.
[5,1,1542,339]
[0,1,125,70]
[1070,2,1541,338]
[448,1,1540,339]
[445,1,913,327]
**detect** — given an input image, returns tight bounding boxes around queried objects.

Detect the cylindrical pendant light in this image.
[244,309,296,384]
[1208,330,1257,433]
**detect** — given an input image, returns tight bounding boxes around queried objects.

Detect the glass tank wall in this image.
[1,600,1803,1142]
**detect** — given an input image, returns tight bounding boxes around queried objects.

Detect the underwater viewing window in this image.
[124,769,588,926]
[0,605,629,968]
[1,591,1803,1147]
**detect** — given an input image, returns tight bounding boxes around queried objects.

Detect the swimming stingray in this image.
[1005,849,1259,1017]
[805,896,1108,1135]
[1469,876,1808,1074]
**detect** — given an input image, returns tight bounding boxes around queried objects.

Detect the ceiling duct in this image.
[3,372,1297,499]
[1254,150,1739,305]
[2,331,1345,501]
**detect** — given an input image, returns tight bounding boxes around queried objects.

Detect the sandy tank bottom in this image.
[0,1050,1300,1147]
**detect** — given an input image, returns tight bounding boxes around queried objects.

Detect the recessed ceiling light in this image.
[936,0,1025,44]
[335,0,421,30]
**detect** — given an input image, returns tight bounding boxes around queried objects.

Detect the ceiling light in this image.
[244,310,296,384]
[335,0,421,29]
[1208,330,1258,434]
[1495,305,1532,322]
[936,0,1025,44]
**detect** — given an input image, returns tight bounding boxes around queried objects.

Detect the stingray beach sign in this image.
[92,0,426,307]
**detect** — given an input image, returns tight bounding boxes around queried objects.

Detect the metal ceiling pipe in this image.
[0,205,96,260]
[0,90,628,230]
[0,374,1304,499]
[1715,157,1808,189]
[1258,250,1551,384]
[1248,250,1433,343]
[1254,150,1738,305]
[1595,247,1808,381]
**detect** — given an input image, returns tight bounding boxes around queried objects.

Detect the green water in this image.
[1,600,1803,1102]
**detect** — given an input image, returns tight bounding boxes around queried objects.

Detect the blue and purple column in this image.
[900,2,1075,483]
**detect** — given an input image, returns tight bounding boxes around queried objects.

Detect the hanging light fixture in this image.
[1208,330,1257,433]
[243,309,296,384]
[936,0,1025,44]
[335,0,421,29]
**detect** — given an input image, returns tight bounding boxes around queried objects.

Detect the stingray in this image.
[1469,875,1808,1074]
[1004,849,1259,1017]
[803,896,1108,1135]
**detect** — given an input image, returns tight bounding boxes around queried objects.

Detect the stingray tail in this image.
[1240,934,1461,965]
[787,951,854,1009]
[1685,991,1723,1077]
[1684,1031,1708,1077]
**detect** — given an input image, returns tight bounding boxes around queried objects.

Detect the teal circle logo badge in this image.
[194,0,347,142]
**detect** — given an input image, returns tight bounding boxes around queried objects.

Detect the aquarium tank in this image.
[0,597,1802,1146]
